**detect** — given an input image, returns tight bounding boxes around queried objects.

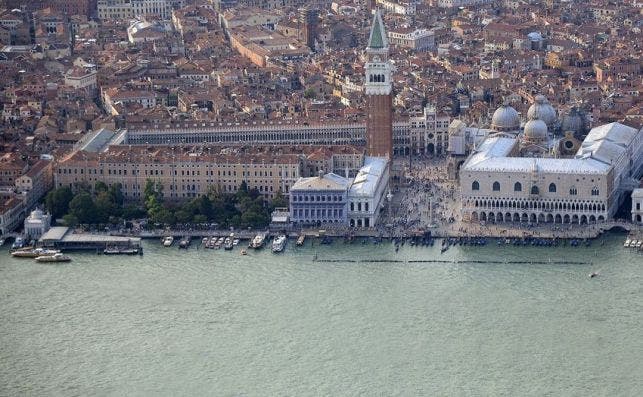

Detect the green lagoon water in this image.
[1,234,641,396]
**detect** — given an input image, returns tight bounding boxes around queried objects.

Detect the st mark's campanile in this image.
[364,10,393,159]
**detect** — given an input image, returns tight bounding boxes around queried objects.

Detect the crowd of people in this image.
[380,156,460,237]
[379,155,612,239]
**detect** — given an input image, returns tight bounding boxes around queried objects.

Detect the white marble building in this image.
[460,122,642,224]
[347,157,389,228]
[632,188,643,224]
[24,209,51,240]
[289,157,390,228]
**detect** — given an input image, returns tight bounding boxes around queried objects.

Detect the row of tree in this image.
[44,179,288,229]
[45,182,145,226]
[143,179,286,228]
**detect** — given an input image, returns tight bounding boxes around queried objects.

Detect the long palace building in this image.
[123,110,449,157]
[459,121,642,225]
[55,144,365,200]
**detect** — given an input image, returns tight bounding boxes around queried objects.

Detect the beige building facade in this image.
[55,145,364,201]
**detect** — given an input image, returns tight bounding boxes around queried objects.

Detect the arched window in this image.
[514,182,522,192]
[570,186,577,195]
[591,187,599,196]
[531,186,539,195]
[472,181,479,191]
[380,74,385,82]
[492,181,500,191]
[549,183,557,193]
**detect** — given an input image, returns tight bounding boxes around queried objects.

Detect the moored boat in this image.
[11,237,25,250]
[104,247,140,255]
[163,236,174,247]
[250,233,266,249]
[179,236,191,249]
[35,253,72,263]
[224,237,233,250]
[272,235,287,253]
[296,234,305,246]
[207,237,217,248]
[11,247,60,258]
[215,237,224,249]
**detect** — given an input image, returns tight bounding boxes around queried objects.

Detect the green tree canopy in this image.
[95,181,108,193]
[45,186,74,220]
[69,192,98,224]
[272,189,288,208]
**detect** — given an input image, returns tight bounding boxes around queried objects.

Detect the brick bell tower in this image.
[365,10,393,158]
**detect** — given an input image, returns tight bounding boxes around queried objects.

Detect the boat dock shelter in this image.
[40,227,141,251]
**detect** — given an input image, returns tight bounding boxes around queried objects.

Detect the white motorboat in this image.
[35,253,72,263]
[272,235,287,253]
[208,237,217,248]
[163,236,174,247]
[11,237,25,250]
[250,233,266,249]
[12,248,60,258]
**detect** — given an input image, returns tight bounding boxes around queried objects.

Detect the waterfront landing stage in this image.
[40,227,141,250]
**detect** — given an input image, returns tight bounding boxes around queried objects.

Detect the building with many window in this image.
[347,156,389,228]
[97,0,182,20]
[123,108,449,157]
[289,172,351,225]
[632,188,643,225]
[376,0,416,15]
[459,122,642,225]
[436,0,495,8]
[0,197,24,236]
[388,27,435,52]
[54,144,364,200]
[289,156,390,228]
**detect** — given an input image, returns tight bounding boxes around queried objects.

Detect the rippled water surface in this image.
[1,234,642,395]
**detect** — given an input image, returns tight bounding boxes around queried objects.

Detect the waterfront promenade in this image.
[118,219,640,242]
[379,155,642,240]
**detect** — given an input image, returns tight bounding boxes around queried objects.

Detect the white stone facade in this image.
[632,188,643,224]
[376,0,416,15]
[24,209,51,240]
[289,173,350,225]
[347,157,389,228]
[124,113,447,157]
[388,28,435,51]
[98,0,181,20]
[437,0,494,7]
[459,123,642,225]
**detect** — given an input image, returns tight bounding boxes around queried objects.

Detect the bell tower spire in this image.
[365,10,393,158]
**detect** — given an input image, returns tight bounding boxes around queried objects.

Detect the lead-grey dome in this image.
[523,118,548,143]
[491,103,520,132]
[527,95,557,127]
[561,107,585,135]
